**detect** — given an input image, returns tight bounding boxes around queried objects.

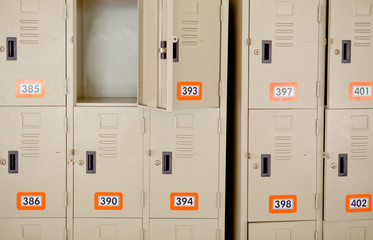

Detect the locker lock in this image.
[331,163,337,169]
[0,159,6,165]
[334,49,340,55]
[0,46,4,52]
[254,49,260,55]
[78,160,84,166]
[253,163,259,169]
[154,160,161,166]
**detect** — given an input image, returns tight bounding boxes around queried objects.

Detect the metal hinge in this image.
[315,193,319,209]
[148,150,152,156]
[323,152,330,159]
[315,119,319,136]
[65,117,68,133]
[216,192,221,208]
[216,229,221,240]
[246,153,251,160]
[324,39,328,45]
[159,41,167,59]
[65,78,68,95]
[317,5,322,23]
[65,228,68,240]
[316,81,320,98]
[141,191,145,208]
[248,38,251,45]
[218,118,222,135]
[220,4,223,22]
[64,3,68,20]
[141,118,145,134]
[71,149,75,156]
[314,231,318,240]
[141,229,144,240]
[65,191,68,207]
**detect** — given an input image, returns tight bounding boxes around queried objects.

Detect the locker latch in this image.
[160,41,167,59]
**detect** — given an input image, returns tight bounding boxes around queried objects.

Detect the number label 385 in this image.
[269,195,297,213]
[170,193,199,211]
[16,80,45,98]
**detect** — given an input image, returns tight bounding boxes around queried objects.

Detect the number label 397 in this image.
[346,194,372,213]
[170,193,199,211]
[17,192,46,210]
[269,195,297,213]
[270,83,298,101]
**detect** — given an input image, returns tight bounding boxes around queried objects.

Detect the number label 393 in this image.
[269,195,297,213]
[346,194,372,213]
[177,82,202,101]
[95,192,123,210]
[17,192,46,210]
[170,193,199,211]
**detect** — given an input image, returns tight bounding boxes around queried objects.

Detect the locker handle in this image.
[6,37,17,61]
[162,152,172,174]
[338,154,348,177]
[86,151,96,174]
[342,40,351,63]
[261,154,271,177]
[8,151,18,174]
[173,37,179,62]
[262,40,272,64]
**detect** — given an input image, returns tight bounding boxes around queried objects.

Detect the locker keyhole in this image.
[162,152,172,174]
[8,151,18,174]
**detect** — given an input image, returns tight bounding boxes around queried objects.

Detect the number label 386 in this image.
[269,195,297,213]
[17,192,46,210]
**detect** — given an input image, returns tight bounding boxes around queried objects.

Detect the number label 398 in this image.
[17,192,46,210]
[170,193,199,211]
[346,194,372,213]
[269,195,297,213]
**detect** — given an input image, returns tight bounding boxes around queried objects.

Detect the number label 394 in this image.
[170,193,199,211]
[17,192,46,210]
[346,194,372,213]
[269,195,297,213]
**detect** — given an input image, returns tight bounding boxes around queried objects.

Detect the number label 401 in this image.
[349,83,373,100]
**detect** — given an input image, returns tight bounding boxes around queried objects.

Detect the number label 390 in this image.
[170,193,199,211]
[95,192,123,210]
[346,194,372,213]
[17,192,46,210]
[269,195,297,213]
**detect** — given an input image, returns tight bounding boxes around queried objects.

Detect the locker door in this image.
[0,218,66,240]
[74,107,143,218]
[149,109,220,218]
[248,110,317,222]
[249,221,316,240]
[324,220,373,240]
[328,0,373,109]
[249,0,320,109]
[0,0,65,106]
[324,109,373,221]
[0,107,66,218]
[74,219,142,240]
[139,0,221,111]
[150,219,218,240]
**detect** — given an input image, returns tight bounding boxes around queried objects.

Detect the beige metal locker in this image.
[249,221,316,240]
[248,109,318,222]
[74,218,143,240]
[0,218,66,240]
[74,107,143,218]
[150,219,219,240]
[324,109,373,222]
[324,220,373,240]
[0,107,66,218]
[0,0,66,106]
[149,109,220,218]
[249,0,322,109]
[328,0,373,109]
[139,0,222,111]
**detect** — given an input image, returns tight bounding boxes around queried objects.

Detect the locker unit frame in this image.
[229,0,327,239]
[66,0,229,239]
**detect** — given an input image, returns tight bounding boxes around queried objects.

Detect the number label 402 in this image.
[346,194,372,212]
[170,193,199,211]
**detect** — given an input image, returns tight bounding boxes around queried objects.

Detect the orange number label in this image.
[17,192,46,210]
[346,194,372,213]
[270,82,298,101]
[170,193,199,211]
[177,82,202,101]
[349,82,373,100]
[16,80,45,98]
[95,192,123,210]
[269,195,297,213]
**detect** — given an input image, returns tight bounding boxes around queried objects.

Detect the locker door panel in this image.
[74,107,143,218]
[149,109,219,218]
[74,218,142,240]
[0,218,65,240]
[328,0,373,109]
[249,0,320,109]
[150,219,218,240]
[0,107,66,218]
[324,109,373,221]
[248,110,317,222]
[249,221,316,240]
[0,0,65,106]
[324,220,373,240]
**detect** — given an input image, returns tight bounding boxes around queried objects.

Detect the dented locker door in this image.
[324,109,373,221]
[74,218,142,240]
[74,107,143,218]
[324,220,373,240]
[249,221,316,240]
[149,109,220,218]
[248,110,317,222]
[0,107,66,218]
[328,0,373,109]
[249,0,320,109]
[0,218,65,240]
[0,0,65,106]
[150,219,218,240]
